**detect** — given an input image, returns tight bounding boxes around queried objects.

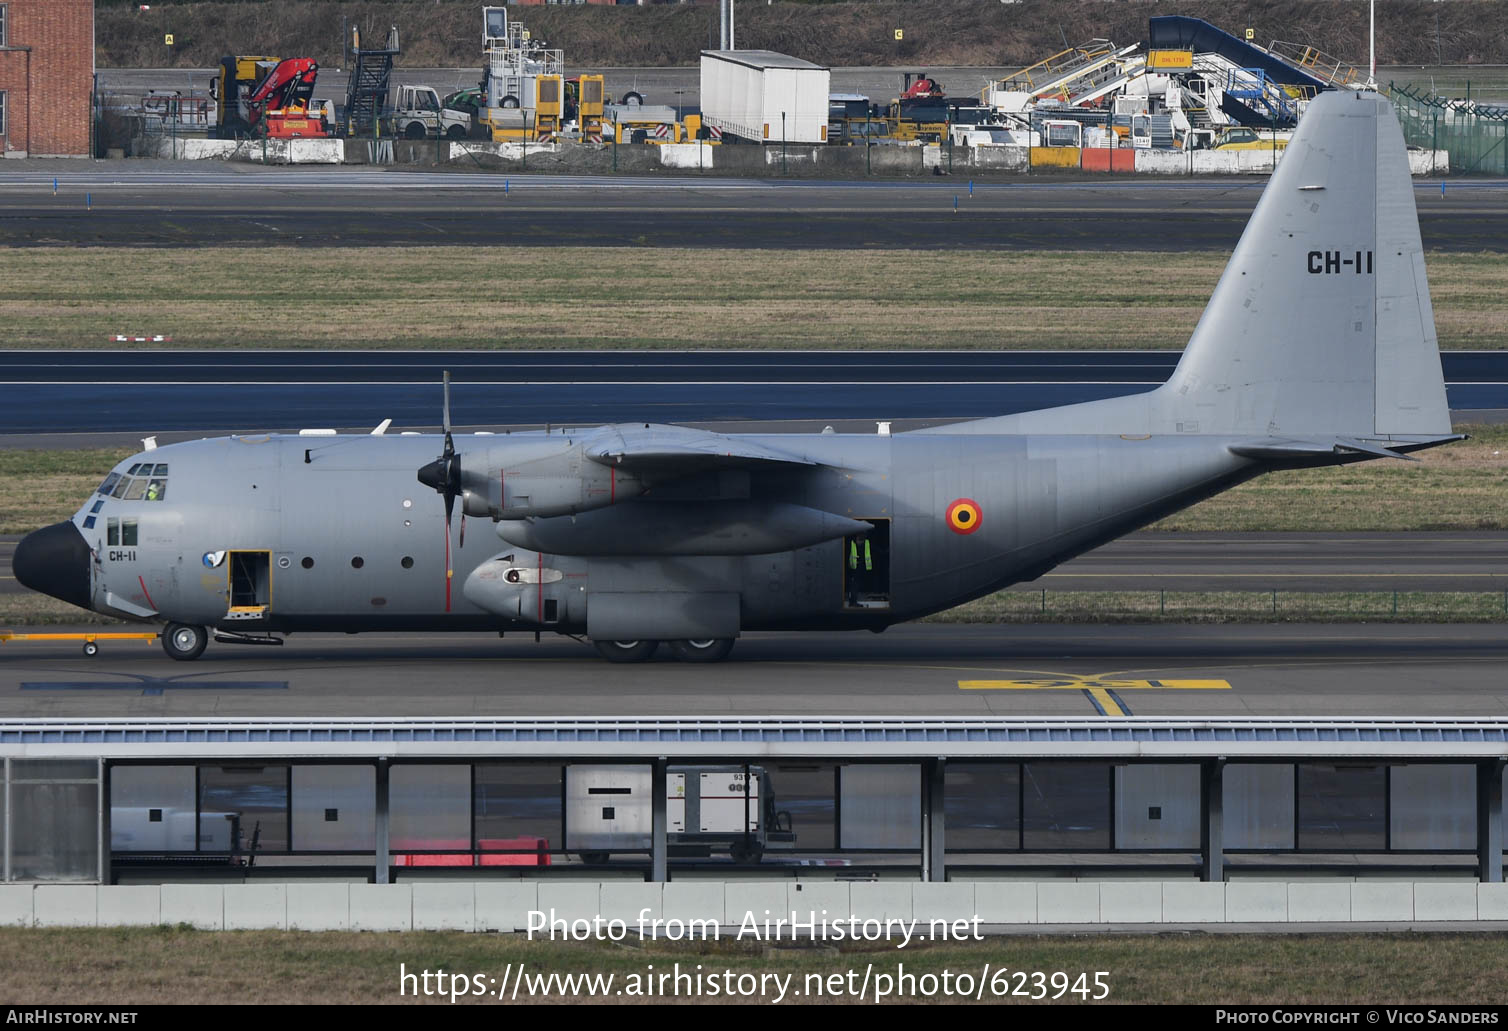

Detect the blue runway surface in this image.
[2,350,1501,433]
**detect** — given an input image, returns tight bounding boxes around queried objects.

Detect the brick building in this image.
[0,0,94,157]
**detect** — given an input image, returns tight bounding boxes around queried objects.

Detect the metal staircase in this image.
[342,25,399,137]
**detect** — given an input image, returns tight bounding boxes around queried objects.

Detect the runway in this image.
[0,349,1501,432]
[0,623,1504,720]
[0,170,1504,249]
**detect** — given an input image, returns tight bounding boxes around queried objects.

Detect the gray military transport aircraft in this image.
[14,91,1458,664]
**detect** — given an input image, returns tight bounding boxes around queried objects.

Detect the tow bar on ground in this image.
[0,631,160,657]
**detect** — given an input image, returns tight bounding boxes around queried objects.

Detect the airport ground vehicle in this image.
[700,49,830,143]
[210,55,332,138]
[383,84,472,140]
[1210,125,1292,150]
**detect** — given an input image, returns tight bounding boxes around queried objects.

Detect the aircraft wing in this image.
[583,423,819,479]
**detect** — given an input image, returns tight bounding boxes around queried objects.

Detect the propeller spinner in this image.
[416,372,464,610]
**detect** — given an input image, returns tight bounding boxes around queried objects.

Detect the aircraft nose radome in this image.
[12,521,92,611]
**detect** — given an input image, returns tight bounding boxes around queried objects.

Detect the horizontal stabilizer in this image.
[1229,434,1464,462]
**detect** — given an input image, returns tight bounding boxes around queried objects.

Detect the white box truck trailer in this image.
[699,50,830,144]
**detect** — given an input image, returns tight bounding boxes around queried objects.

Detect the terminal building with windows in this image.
[0,0,94,157]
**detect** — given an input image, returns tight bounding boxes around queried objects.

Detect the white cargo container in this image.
[699,50,830,144]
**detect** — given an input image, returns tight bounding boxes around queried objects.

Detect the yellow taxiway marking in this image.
[959,673,1231,717]
[959,677,1231,690]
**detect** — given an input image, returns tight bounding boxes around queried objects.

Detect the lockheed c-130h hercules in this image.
[14,92,1459,664]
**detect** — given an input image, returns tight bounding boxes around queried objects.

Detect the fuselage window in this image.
[121,519,139,546]
[351,557,364,569]
[301,557,314,569]
[401,556,414,568]
[107,518,119,546]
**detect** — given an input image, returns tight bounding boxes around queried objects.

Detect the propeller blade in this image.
[442,370,452,437]
[460,512,467,549]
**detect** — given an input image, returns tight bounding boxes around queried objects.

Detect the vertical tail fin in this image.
[1165,90,1450,439]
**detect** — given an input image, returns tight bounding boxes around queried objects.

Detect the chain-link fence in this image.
[1388,82,1508,175]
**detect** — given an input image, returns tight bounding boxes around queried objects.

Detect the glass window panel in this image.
[1298,764,1385,851]
[564,765,651,853]
[12,760,98,782]
[11,782,98,881]
[292,766,374,852]
[390,765,470,852]
[121,520,138,546]
[1023,763,1110,850]
[152,464,169,477]
[839,765,920,850]
[945,762,1020,851]
[475,764,562,850]
[123,479,146,501]
[144,480,165,501]
[1390,765,1475,851]
[126,464,143,476]
[1115,764,1201,849]
[82,517,95,529]
[199,766,288,853]
[98,474,119,496]
[1225,764,1296,849]
[107,519,119,546]
[764,763,836,851]
[110,766,195,852]
[111,478,131,498]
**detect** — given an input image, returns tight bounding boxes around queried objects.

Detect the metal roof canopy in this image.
[700,50,829,72]
[4,718,1508,760]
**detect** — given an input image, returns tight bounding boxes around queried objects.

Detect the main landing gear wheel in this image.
[82,641,98,657]
[667,638,735,663]
[161,623,208,661]
[593,639,659,663]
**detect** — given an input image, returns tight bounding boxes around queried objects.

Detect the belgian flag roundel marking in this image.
[946,498,982,535]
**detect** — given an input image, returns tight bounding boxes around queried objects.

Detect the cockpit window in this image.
[144,480,166,501]
[98,473,119,496]
[111,477,132,498]
[123,478,147,501]
[152,464,169,477]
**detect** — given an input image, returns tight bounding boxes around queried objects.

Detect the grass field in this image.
[2,926,1507,1004]
[1,247,1505,351]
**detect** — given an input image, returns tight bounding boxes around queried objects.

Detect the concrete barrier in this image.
[0,885,34,927]
[1037,882,1099,923]
[475,882,538,933]
[224,884,287,931]
[1351,882,1414,922]
[1415,882,1478,922]
[1226,882,1288,922]
[34,885,98,928]
[287,882,350,931]
[1099,881,1164,924]
[724,881,787,928]
[1135,150,1191,175]
[1163,882,1224,923]
[350,882,412,932]
[658,143,715,170]
[160,884,223,930]
[97,885,161,928]
[18,880,1508,931]
[413,883,476,932]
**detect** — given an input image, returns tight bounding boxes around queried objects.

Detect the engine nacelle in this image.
[456,438,645,520]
